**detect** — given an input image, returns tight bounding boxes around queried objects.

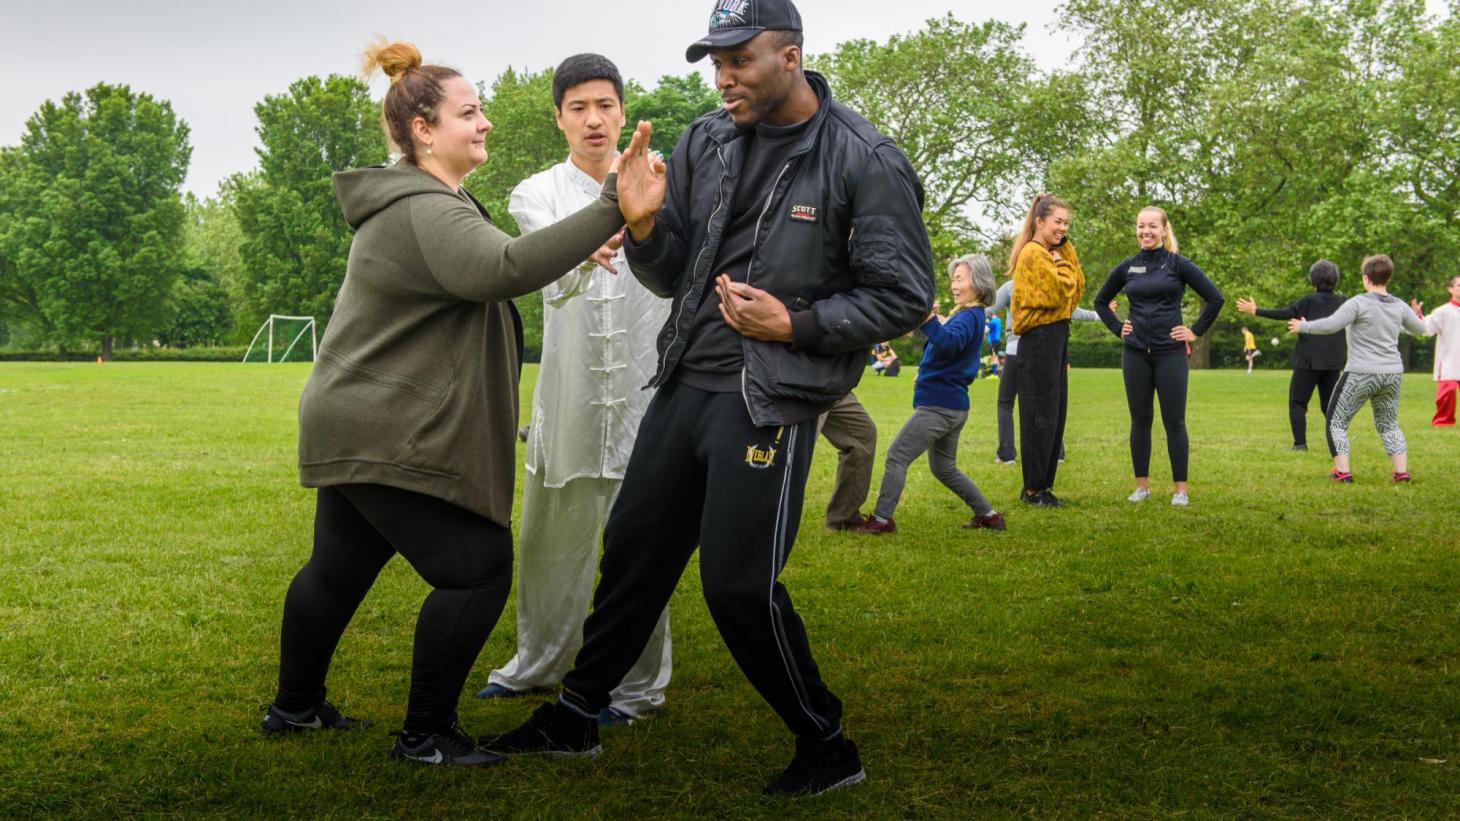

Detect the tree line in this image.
[1,0,1454,364]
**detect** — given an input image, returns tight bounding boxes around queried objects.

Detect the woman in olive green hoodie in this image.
[261,41,665,767]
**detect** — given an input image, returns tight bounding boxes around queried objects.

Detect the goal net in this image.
[243,315,317,363]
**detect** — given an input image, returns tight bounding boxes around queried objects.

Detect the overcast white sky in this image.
[2,0,1077,197]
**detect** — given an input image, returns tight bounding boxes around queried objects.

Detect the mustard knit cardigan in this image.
[1010,239,1085,335]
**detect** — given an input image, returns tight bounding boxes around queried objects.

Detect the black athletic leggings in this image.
[275,483,513,733]
[1289,368,1341,453]
[1121,347,1190,482]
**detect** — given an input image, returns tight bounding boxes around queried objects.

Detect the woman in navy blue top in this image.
[858,254,1006,534]
[1094,206,1225,506]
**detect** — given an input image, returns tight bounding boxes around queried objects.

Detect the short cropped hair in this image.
[765,30,805,52]
[552,54,624,110]
[1308,259,1339,292]
[1361,254,1394,286]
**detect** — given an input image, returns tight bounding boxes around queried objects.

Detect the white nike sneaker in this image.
[1126,488,1149,502]
[1171,491,1189,506]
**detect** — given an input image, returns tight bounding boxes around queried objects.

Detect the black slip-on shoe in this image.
[480,701,601,757]
[764,735,867,796]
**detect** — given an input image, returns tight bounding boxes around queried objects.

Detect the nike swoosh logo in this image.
[286,716,323,729]
[414,750,444,764]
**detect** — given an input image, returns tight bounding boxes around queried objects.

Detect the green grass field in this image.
[1,362,1457,818]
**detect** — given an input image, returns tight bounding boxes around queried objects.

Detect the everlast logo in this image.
[789,204,818,223]
[745,444,778,469]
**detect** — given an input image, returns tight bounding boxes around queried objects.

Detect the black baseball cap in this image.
[685,0,804,63]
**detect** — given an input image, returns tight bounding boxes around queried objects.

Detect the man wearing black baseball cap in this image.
[484,0,934,797]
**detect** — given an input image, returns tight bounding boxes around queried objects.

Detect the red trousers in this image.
[1435,380,1458,426]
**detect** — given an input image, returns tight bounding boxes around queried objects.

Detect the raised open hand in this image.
[613,121,665,241]
[1236,297,1257,315]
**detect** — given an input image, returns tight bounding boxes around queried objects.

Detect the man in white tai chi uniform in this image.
[475,54,672,724]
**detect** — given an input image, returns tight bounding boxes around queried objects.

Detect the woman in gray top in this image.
[1291,254,1429,483]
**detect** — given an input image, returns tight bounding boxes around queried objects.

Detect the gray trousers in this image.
[874,405,993,520]
[818,392,877,528]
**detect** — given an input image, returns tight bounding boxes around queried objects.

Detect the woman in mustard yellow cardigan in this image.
[1007,193,1085,506]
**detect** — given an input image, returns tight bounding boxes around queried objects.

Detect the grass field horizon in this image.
[2,362,1457,818]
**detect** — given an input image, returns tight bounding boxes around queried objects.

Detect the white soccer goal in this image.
[243,315,318,363]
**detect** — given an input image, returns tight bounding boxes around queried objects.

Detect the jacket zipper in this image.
[740,161,793,420]
[655,144,730,387]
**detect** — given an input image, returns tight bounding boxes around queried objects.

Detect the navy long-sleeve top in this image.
[1254,291,1348,370]
[913,306,985,410]
[1095,247,1225,355]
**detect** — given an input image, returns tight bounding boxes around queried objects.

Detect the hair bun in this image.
[363,38,423,84]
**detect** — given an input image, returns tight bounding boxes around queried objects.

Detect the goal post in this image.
[243,315,317,363]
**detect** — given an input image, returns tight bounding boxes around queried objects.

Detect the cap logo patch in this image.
[710,0,751,29]
[789,204,818,223]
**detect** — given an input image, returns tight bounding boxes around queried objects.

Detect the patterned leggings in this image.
[1325,372,1406,456]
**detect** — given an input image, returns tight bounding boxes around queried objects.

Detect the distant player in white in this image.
[476,54,672,722]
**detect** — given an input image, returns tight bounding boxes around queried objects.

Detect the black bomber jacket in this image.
[625,71,935,426]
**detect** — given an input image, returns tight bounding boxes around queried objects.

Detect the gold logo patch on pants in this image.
[744,427,786,470]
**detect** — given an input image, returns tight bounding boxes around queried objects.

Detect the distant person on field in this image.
[1241,326,1260,374]
[858,254,1005,534]
[1236,260,1347,451]
[1289,254,1429,483]
[872,341,900,376]
[475,54,672,724]
[1094,206,1225,507]
[818,392,878,531]
[1410,274,1460,426]
[263,40,665,767]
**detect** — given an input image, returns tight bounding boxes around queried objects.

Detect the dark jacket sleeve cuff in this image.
[789,308,824,351]
[624,218,669,266]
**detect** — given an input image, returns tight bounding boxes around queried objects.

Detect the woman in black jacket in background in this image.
[1094,206,1224,507]
[1236,260,1347,453]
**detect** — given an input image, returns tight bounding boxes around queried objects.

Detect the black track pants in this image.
[996,352,1064,463]
[1289,368,1341,453]
[561,381,844,740]
[275,484,513,733]
[1014,321,1069,493]
[1121,348,1190,482]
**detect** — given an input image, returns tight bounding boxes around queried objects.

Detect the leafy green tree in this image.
[233,75,386,334]
[625,73,722,157]
[157,268,232,348]
[811,15,1070,266]
[0,84,190,358]
[182,190,248,340]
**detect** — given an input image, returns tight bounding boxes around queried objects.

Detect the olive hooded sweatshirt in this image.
[298,161,625,526]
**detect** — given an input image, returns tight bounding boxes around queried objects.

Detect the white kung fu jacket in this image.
[511,158,671,488]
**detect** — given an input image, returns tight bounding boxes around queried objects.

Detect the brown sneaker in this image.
[853,516,896,535]
[963,511,1006,531]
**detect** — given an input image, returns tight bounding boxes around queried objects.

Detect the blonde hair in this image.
[1006,192,1070,278]
[1139,206,1179,253]
[361,38,462,162]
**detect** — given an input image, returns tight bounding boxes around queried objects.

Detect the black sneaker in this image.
[764,735,866,796]
[1021,490,1064,508]
[390,720,502,767]
[479,701,601,757]
[260,700,371,736]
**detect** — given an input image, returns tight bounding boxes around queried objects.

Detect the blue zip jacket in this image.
[913,306,985,410]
